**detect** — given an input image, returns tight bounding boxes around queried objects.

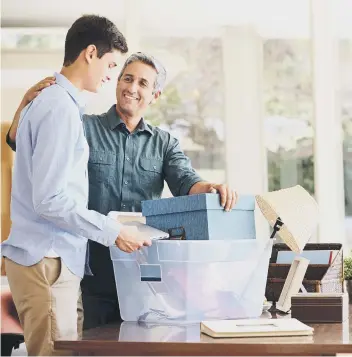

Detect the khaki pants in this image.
[5,257,82,356]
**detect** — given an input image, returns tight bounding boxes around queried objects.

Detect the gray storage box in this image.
[141,193,256,240]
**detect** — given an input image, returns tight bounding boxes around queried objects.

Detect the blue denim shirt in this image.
[83,105,203,297]
[85,105,202,215]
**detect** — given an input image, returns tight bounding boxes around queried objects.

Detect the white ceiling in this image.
[1,0,352,38]
[1,0,125,27]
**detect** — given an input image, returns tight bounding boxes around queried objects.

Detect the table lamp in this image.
[255,185,319,313]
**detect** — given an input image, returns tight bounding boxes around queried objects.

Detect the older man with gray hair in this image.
[7,52,237,330]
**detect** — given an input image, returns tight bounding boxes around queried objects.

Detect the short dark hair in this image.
[63,15,128,66]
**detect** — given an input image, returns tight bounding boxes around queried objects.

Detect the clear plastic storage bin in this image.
[110,239,272,323]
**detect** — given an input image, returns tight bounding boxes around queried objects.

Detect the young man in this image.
[2,17,152,356]
[6,52,237,331]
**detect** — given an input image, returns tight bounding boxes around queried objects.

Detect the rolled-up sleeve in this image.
[31,104,121,247]
[163,135,203,196]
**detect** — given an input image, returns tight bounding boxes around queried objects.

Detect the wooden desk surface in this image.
[55,308,352,356]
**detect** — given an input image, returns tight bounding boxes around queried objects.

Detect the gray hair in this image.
[118,52,167,93]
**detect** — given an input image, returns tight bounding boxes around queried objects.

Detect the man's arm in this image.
[164,135,237,211]
[163,135,203,197]
[6,103,24,151]
[7,77,56,151]
[30,101,150,252]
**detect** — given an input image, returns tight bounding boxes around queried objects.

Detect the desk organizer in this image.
[265,243,344,304]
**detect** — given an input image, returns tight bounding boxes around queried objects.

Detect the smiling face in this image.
[84,47,119,93]
[116,61,159,118]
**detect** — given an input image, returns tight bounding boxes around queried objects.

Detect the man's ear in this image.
[150,90,161,105]
[84,45,97,64]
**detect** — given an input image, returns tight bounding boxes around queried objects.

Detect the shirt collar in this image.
[106,105,153,135]
[54,72,85,114]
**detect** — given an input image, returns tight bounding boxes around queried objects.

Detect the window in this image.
[1,28,66,50]
[264,39,314,194]
[141,36,226,185]
[340,40,352,216]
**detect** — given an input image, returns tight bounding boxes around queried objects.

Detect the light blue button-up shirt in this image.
[1,73,122,278]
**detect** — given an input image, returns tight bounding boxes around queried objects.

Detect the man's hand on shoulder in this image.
[22,76,56,107]
[189,182,237,212]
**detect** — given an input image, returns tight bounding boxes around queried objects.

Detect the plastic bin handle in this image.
[167,226,186,240]
[140,264,162,282]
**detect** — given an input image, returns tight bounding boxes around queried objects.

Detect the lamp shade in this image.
[255,185,319,253]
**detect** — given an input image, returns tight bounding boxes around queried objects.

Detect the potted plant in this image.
[344,253,352,303]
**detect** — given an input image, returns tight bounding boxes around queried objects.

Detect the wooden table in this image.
[55,308,352,356]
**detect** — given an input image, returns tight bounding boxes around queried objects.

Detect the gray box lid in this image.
[142,193,255,216]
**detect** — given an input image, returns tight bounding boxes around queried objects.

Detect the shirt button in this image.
[124,181,128,185]
[153,165,157,169]
[126,157,130,161]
